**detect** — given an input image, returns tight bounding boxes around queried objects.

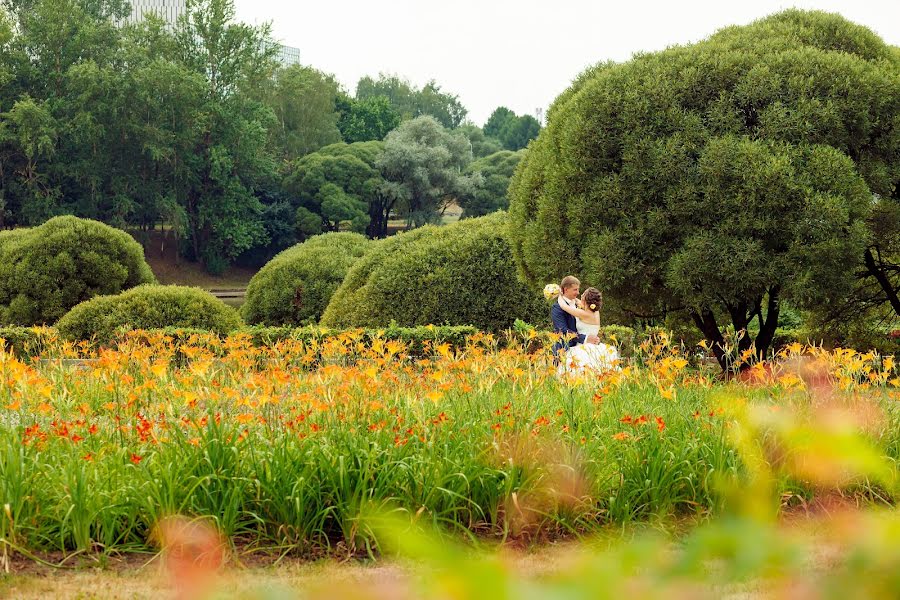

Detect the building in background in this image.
[274,44,301,67]
[121,0,185,27]
[121,0,300,66]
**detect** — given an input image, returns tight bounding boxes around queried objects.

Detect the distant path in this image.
[208,288,247,307]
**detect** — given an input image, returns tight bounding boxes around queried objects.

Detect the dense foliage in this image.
[483,106,541,151]
[509,10,899,367]
[0,216,155,325]
[56,284,243,342]
[378,116,480,229]
[263,64,343,159]
[242,232,371,326]
[0,0,491,272]
[282,142,385,237]
[321,213,546,331]
[356,74,467,129]
[461,150,523,217]
[336,95,401,143]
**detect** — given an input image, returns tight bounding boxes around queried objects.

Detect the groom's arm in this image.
[551,305,585,347]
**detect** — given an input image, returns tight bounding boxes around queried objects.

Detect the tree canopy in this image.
[356,74,467,129]
[378,116,480,229]
[263,64,343,159]
[282,141,384,236]
[508,9,897,367]
[460,150,523,218]
[337,94,401,143]
[484,106,541,151]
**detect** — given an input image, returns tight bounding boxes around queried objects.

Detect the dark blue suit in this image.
[551,301,585,362]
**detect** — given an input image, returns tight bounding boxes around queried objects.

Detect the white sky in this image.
[234,0,900,126]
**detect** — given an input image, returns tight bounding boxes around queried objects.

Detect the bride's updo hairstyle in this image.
[582,288,603,312]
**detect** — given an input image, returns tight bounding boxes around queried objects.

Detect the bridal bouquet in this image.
[543,283,561,301]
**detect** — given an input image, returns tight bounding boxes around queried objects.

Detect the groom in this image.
[551,276,600,362]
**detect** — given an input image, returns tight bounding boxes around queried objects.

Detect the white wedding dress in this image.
[559,318,621,376]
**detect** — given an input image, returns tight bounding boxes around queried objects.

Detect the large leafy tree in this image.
[378,116,480,229]
[508,10,897,369]
[172,0,279,272]
[263,64,342,159]
[484,106,540,151]
[0,0,127,226]
[337,94,400,143]
[282,141,385,236]
[0,0,282,274]
[460,150,523,218]
[356,74,467,129]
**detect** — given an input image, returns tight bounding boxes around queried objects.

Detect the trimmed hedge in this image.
[0,322,842,362]
[321,213,547,331]
[56,285,243,343]
[242,232,371,326]
[0,216,156,325]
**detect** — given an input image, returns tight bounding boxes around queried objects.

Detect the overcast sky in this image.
[233,0,900,126]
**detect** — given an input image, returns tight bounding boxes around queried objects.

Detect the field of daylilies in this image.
[1,327,900,586]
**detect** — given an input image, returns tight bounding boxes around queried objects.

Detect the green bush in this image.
[56,285,243,343]
[242,232,371,326]
[0,216,156,325]
[321,213,547,331]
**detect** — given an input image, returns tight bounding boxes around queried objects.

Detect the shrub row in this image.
[1,323,819,361]
[0,324,480,359]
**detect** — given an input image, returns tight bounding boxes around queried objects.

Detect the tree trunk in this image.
[725,300,753,361]
[864,247,900,317]
[754,287,780,360]
[691,308,728,371]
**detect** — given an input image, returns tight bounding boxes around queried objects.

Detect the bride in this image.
[557,287,620,375]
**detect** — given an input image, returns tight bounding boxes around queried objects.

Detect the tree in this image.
[356,74,417,118]
[242,232,370,326]
[501,114,540,151]
[457,124,502,158]
[416,80,467,129]
[460,150,523,218]
[0,96,59,224]
[337,95,400,143]
[483,106,515,139]
[355,73,468,129]
[265,64,342,159]
[0,215,156,325]
[508,10,894,369]
[282,141,384,235]
[378,116,480,229]
[484,106,540,151]
[172,0,280,273]
[0,0,127,227]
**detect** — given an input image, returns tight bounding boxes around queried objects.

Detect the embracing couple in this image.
[551,276,620,375]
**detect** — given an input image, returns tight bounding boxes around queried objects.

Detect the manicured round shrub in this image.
[321,213,546,331]
[0,216,156,325]
[242,232,371,326]
[57,285,243,342]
